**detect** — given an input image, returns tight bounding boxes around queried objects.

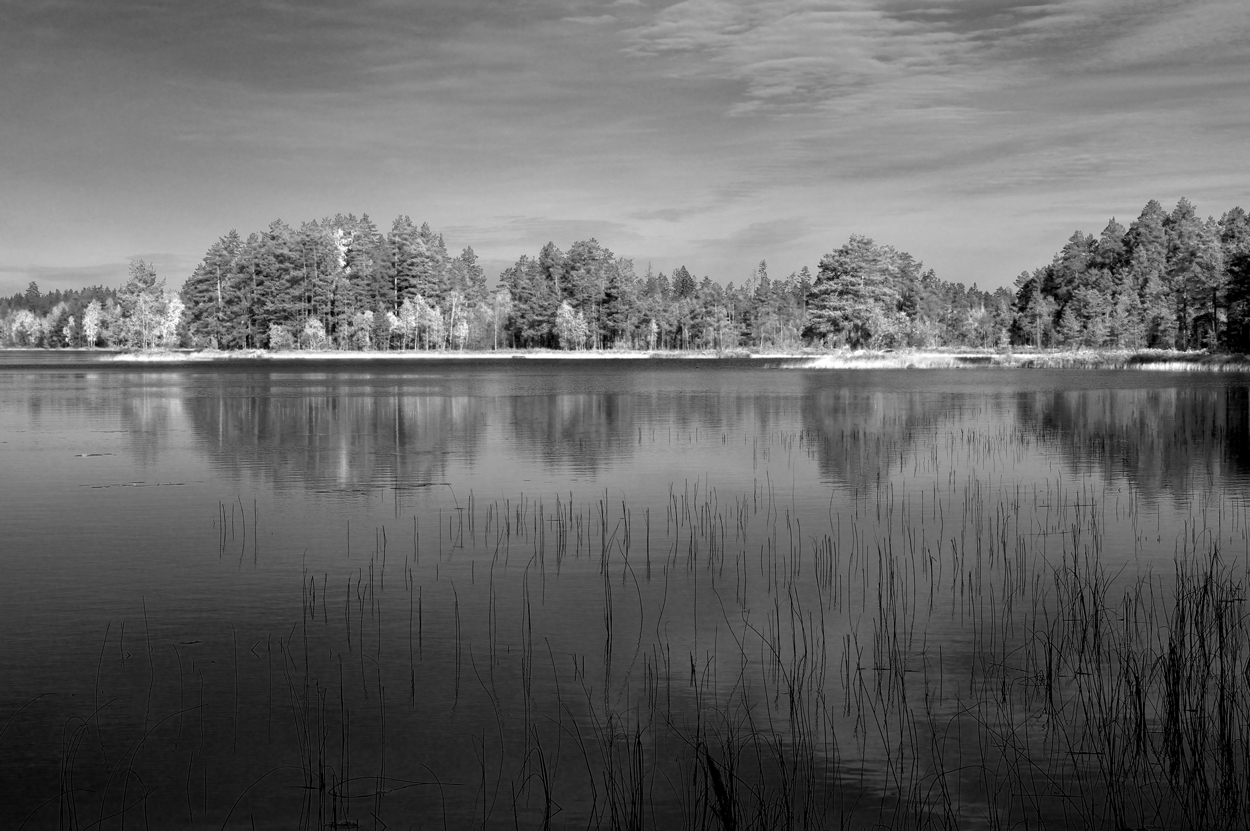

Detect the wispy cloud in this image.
[626,0,1250,110]
[626,0,977,115]
[1,0,1247,295]
[1080,0,1250,68]
[693,218,820,259]
[562,15,618,25]
[443,217,642,251]
[622,0,1250,195]
[630,204,721,222]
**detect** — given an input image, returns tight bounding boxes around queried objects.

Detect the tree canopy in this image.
[6,197,1248,352]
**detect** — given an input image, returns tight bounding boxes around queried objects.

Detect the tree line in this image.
[1011,199,1250,351]
[3,197,1246,352]
[0,262,181,349]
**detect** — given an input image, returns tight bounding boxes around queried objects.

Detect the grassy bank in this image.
[4,346,1250,370]
[113,346,1250,370]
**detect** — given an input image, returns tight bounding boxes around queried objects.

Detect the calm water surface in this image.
[2,360,1249,829]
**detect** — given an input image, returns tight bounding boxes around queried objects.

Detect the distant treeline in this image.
[0,284,120,348]
[3,197,1246,351]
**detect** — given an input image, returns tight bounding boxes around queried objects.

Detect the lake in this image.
[2,358,1249,830]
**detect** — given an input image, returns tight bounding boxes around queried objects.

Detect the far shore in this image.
[3,346,1250,371]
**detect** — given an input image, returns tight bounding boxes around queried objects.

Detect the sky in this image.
[2,0,1249,298]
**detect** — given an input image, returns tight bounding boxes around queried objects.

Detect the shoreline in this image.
[2,346,1248,370]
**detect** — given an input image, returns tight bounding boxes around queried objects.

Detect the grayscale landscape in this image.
[2,2,1250,829]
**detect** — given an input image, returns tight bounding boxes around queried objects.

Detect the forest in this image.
[2,197,1247,352]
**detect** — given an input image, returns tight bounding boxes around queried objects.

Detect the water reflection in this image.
[164,370,1250,498]
[507,393,637,474]
[184,378,490,491]
[118,385,184,468]
[799,385,955,487]
[1017,386,1250,501]
[5,364,1250,830]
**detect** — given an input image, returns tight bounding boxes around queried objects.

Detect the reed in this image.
[10,414,1250,830]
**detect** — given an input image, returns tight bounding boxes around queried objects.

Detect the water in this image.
[2,359,1249,830]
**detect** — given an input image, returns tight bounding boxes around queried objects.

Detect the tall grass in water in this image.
[6,423,1250,829]
[1019,540,1250,830]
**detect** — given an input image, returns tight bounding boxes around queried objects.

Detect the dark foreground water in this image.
[2,358,1250,830]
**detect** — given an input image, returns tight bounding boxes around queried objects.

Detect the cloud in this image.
[693,218,819,255]
[630,205,719,222]
[1079,0,1250,69]
[616,0,1250,213]
[444,217,641,250]
[626,0,974,115]
[2,0,1247,296]
[0,0,611,97]
[625,0,1250,119]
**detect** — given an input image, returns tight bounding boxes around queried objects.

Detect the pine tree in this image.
[672,266,696,299]
[250,221,300,346]
[1219,207,1250,349]
[334,214,383,344]
[805,236,905,347]
[413,223,451,303]
[183,231,242,348]
[1047,231,1096,310]
[564,239,617,346]
[293,221,342,337]
[1125,200,1173,347]
[502,254,559,348]
[448,247,487,305]
[385,216,419,312]
[1184,217,1226,348]
[601,257,638,348]
[1092,219,1128,274]
[221,233,264,349]
[1165,198,1205,348]
[380,218,450,310]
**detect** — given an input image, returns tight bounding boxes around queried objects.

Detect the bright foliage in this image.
[6,197,1250,352]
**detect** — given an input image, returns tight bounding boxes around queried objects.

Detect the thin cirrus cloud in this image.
[624,0,1248,124]
[0,0,1247,296]
[617,0,1250,273]
[693,218,822,264]
[443,217,643,250]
